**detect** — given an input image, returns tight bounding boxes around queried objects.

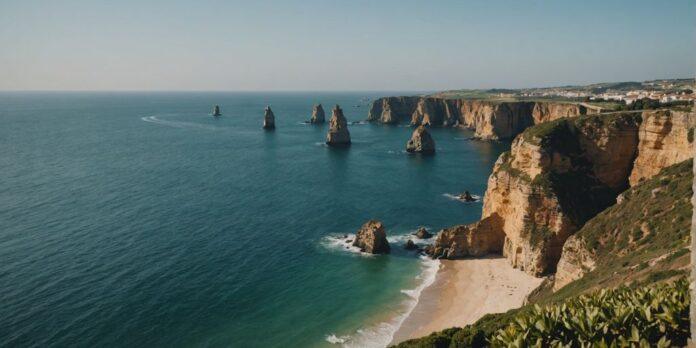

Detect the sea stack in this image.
[406,125,435,154]
[263,106,275,129]
[352,220,390,254]
[325,105,351,146]
[212,105,221,116]
[310,104,325,124]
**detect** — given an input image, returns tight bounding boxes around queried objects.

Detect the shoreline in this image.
[390,257,544,345]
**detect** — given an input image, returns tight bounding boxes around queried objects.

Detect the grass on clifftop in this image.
[393,160,693,348]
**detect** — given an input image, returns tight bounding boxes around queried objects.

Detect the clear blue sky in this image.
[1,0,694,91]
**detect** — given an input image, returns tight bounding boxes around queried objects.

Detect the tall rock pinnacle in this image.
[310,104,325,124]
[263,106,275,130]
[325,105,351,146]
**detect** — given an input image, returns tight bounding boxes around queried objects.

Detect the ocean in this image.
[0,92,507,347]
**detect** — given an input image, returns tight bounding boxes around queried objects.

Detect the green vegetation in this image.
[394,279,689,347]
[491,279,690,347]
[688,127,694,143]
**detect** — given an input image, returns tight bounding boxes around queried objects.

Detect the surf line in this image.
[140,115,218,130]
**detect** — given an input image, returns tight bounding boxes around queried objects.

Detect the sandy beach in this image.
[391,257,544,344]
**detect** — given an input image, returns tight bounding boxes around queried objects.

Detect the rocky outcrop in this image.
[425,214,505,258]
[263,106,275,129]
[213,105,221,116]
[353,220,390,254]
[406,126,436,154]
[310,104,325,124]
[628,110,695,185]
[326,105,351,146]
[552,235,595,290]
[414,227,432,239]
[367,97,588,140]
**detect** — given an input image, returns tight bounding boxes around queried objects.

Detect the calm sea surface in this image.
[0,92,507,347]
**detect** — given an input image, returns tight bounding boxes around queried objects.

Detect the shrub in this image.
[490,279,690,347]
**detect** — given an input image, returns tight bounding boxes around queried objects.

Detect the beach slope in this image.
[391,257,543,344]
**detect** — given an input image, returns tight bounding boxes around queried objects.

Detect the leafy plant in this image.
[490,279,690,347]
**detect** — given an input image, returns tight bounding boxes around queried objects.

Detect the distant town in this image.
[431,78,695,110]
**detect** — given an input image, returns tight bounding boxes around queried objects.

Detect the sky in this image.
[0,0,694,91]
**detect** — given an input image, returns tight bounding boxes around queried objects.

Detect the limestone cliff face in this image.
[629,110,695,185]
[480,113,641,276]
[367,97,587,140]
[531,103,587,124]
[367,96,421,124]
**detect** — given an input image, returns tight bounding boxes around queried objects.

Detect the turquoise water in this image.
[0,92,507,347]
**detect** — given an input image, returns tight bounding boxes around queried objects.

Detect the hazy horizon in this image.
[1,0,694,91]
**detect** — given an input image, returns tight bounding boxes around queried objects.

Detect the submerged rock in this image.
[213,105,221,116]
[352,220,390,254]
[326,105,351,146]
[263,106,275,129]
[310,104,326,124]
[458,191,475,202]
[404,239,418,250]
[406,125,435,154]
[414,227,433,239]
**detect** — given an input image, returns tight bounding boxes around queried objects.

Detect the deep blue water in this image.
[0,92,507,347]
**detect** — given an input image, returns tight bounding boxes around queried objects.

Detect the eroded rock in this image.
[326,105,351,146]
[406,125,435,154]
[310,104,325,124]
[352,220,390,254]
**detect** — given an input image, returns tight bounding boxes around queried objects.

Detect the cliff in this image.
[367,96,588,140]
[430,109,693,277]
[481,113,641,275]
[629,110,695,185]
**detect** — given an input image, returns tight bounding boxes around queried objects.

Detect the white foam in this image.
[326,255,441,348]
[321,234,374,257]
[443,193,481,203]
[326,334,351,344]
[141,115,217,130]
[387,231,433,246]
